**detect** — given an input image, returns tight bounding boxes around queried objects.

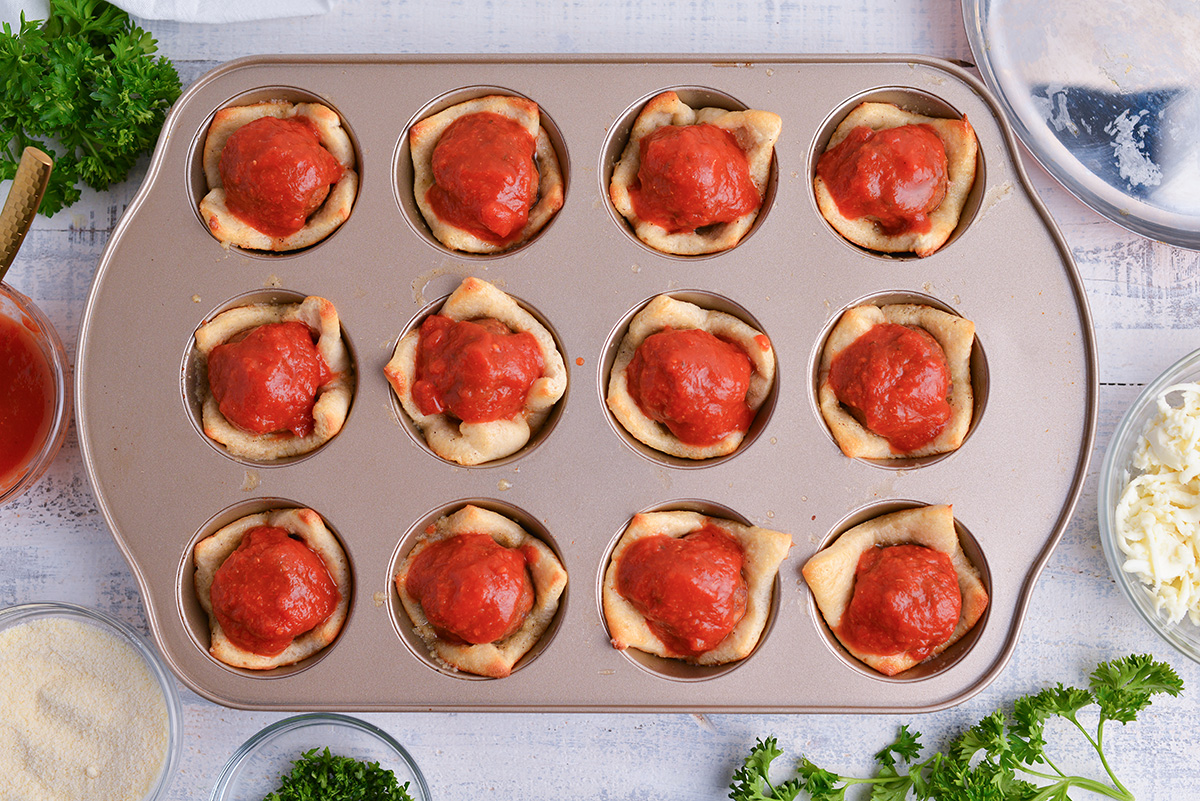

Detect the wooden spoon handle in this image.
[0,147,54,283]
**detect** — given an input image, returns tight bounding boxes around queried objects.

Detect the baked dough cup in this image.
[194,507,352,671]
[409,95,565,253]
[199,101,358,251]
[609,91,781,255]
[384,276,567,465]
[801,504,988,676]
[395,504,568,678]
[602,511,792,666]
[818,303,974,459]
[194,295,354,461]
[607,294,775,459]
[814,102,978,258]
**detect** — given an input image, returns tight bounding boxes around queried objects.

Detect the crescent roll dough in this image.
[384,277,567,465]
[194,507,351,671]
[602,510,791,666]
[814,102,977,257]
[610,91,781,255]
[817,303,974,459]
[194,295,354,462]
[395,504,568,678]
[802,504,988,676]
[199,101,357,252]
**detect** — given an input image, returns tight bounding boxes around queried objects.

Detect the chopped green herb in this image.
[729,654,1183,801]
[262,746,415,801]
[0,0,182,215]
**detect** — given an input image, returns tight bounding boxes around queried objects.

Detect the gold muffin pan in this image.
[76,55,1095,712]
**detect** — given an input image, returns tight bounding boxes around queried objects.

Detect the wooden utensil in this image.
[0,146,54,283]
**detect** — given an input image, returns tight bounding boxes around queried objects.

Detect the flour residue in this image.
[241,469,259,492]
[977,181,1015,222]
[411,266,472,305]
[1035,84,1083,135]
[1105,109,1163,188]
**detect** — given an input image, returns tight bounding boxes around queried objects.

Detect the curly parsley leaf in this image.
[0,0,181,215]
[262,746,415,801]
[875,725,922,769]
[730,736,803,801]
[730,654,1182,801]
[1090,653,1184,724]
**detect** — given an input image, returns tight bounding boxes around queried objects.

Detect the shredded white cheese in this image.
[0,616,170,801]
[1115,382,1200,625]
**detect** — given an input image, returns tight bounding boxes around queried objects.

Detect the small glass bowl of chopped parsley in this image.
[209,713,429,801]
[1099,345,1200,667]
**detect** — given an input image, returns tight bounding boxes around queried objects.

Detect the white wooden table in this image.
[3,1,1199,798]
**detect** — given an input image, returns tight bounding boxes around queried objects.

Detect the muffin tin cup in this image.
[76,54,1096,712]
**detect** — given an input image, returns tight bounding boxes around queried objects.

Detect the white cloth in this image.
[111,0,335,22]
[1,0,334,26]
[0,0,47,27]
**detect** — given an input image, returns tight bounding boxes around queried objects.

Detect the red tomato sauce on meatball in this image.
[616,524,748,657]
[630,123,760,233]
[828,322,951,453]
[219,115,344,238]
[625,326,755,446]
[816,124,948,236]
[837,543,961,661]
[210,526,340,656]
[412,315,544,424]
[404,532,535,645]
[207,320,332,438]
[428,112,538,245]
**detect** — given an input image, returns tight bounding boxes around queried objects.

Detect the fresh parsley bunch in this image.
[730,654,1183,801]
[0,0,181,215]
[262,747,416,801]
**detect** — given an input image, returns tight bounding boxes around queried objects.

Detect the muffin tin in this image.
[76,54,1096,712]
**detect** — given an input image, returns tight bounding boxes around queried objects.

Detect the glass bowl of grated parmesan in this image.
[0,601,183,800]
[1100,347,1200,665]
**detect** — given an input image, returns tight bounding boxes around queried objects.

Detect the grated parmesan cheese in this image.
[1115,382,1200,625]
[0,616,169,801]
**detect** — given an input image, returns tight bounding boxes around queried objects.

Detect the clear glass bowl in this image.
[0,282,72,505]
[1098,346,1200,666]
[0,601,183,800]
[210,713,430,801]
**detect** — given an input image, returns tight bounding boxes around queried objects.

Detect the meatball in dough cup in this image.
[194,507,352,671]
[801,504,988,676]
[609,91,781,255]
[395,504,568,678]
[607,294,775,460]
[199,101,358,251]
[818,303,974,459]
[195,295,354,462]
[384,276,567,466]
[602,510,792,665]
[409,94,565,254]
[814,102,977,258]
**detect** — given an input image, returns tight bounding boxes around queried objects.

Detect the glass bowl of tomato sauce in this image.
[0,281,71,505]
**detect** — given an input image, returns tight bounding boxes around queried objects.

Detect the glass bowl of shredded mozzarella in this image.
[0,601,183,800]
[1100,347,1200,665]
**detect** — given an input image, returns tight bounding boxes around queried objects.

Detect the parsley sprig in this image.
[0,0,181,215]
[729,654,1183,801]
[262,746,416,801]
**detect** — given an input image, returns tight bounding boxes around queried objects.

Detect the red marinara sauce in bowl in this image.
[0,282,71,505]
